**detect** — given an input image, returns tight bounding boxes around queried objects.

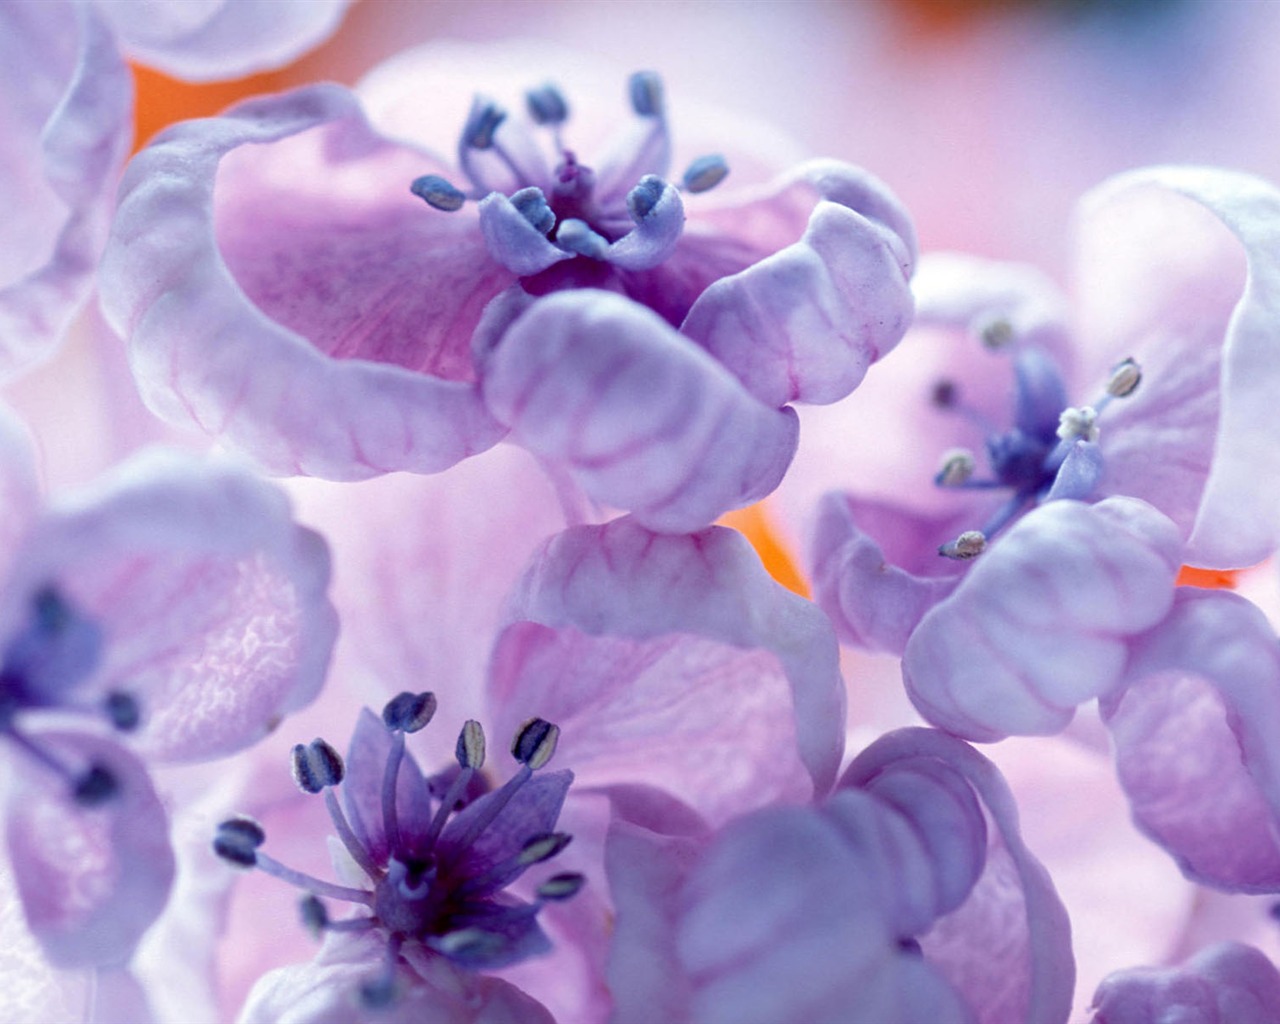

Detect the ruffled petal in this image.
[1077,167,1280,567]
[1091,943,1280,1024]
[6,730,174,969]
[100,84,507,480]
[0,1,131,376]
[99,1,351,82]
[504,517,846,796]
[842,729,1076,1024]
[1103,588,1280,892]
[480,290,799,532]
[6,450,337,762]
[902,497,1183,741]
[476,193,573,276]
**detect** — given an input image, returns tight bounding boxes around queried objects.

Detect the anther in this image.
[291,738,344,794]
[976,316,1015,350]
[213,816,266,868]
[931,380,958,409]
[935,449,976,487]
[525,83,569,126]
[410,175,467,212]
[1106,357,1142,398]
[358,975,398,1010]
[556,219,609,258]
[511,187,556,235]
[103,691,140,731]
[518,832,572,866]
[626,175,666,221]
[1056,406,1099,443]
[537,873,586,901]
[382,691,438,734]
[463,98,507,150]
[300,894,328,937]
[32,587,72,634]
[72,763,118,806]
[512,718,559,769]
[682,155,729,194]
[628,71,664,117]
[433,928,506,961]
[940,531,988,560]
[456,720,486,770]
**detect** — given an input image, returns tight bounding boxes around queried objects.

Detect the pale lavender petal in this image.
[1091,943,1280,1024]
[680,165,915,407]
[603,177,685,271]
[1104,588,1280,892]
[340,708,430,868]
[902,497,1183,741]
[477,193,573,276]
[1044,441,1105,502]
[100,85,507,480]
[0,404,41,581]
[1078,167,1280,567]
[843,729,1076,1024]
[0,1,131,376]
[90,969,155,1024]
[6,451,337,761]
[480,290,799,532]
[505,517,846,795]
[99,1,350,82]
[6,731,174,968]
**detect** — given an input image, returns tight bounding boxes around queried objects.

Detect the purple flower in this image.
[605,727,1074,1024]
[1090,942,1280,1023]
[99,42,916,530]
[806,167,1280,740]
[0,405,336,970]
[0,0,352,377]
[219,697,576,1021]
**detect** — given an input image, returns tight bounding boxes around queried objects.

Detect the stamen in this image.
[382,691,437,734]
[682,155,729,194]
[300,894,329,937]
[935,449,977,487]
[628,71,665,118]
[290,738,344,794]
[1105,357,1142,398]
[975,316,1015,350]
[323,789,382,880]
[382,730,406,857]
[510,187,556,235]
[358,934,403,1010]
[72,763,118,807]
[430,928,508,963]
[457,831,573,898]
[512,718,559,769]
[931,379,958,409]
[537,873,586,901]
[525,83,569,126]
[463,97,507,150]
[410,175,467,213]
[456,720,486,770]
[1056,406,1099,443]
[253,849,374,906]
[940,531,988,560]
[103,691,140,731]
[213,816,267,868]
[626,175,666,221]
[556,219,610,259]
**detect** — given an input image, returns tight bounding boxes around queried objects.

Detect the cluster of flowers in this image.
[5,1,1280,1021]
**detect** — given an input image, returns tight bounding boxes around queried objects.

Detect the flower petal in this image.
[480,290,799,532]
[100,84,508,480]
[6,730,174,969]
[340,708,431,869]
[902,497,1183,741]
[503,517,846,797]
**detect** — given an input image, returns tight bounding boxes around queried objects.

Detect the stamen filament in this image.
[423,765,475,853]
[323,789,382,880]
[382,731,405,858]
[254,852,374,906]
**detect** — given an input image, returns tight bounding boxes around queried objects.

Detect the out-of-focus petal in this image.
[505,517,846,796]
[100,84,507,480]
[1091,942,1280,1024]
[6,730,174,969]
[99,0,350,83]
[1104,588,1280,892]
[902,498,1183,741]
[0,404,42,582]
[0,1,131,377]
[480,290,799,533]
[843,729,1076,1024]
[1078,167,1280,568]
[6,451,337,762]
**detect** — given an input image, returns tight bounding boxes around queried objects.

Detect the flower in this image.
[99,41,916,530]
[0,403,336,971]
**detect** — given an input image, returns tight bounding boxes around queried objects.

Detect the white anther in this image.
[941,531,987,560]
[937,448,976,487]
[1056,406,1099,443]
[975,315,1015,350]
[1106,358,1142,398]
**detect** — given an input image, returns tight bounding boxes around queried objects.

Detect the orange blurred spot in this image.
[888,0,1024,37]
[719,503,810,598]
[131,62,296,152]
[1176,565,1241,590]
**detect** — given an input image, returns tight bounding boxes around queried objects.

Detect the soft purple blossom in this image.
[99,42,916,530]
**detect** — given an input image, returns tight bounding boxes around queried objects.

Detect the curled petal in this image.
[477,193,573,276]
[902,498,1183,742]
[1104,588,1280,892]
[481,290,799,532]
[604,178,685,271]
[0,1,131,376]
[1091,942,1280,1024]
[6,451,337,762]
[6,731,174,969]
[843,729,1076,1024]
[98,1,350,82]
[504,517,846,796]
[100,84,507,480]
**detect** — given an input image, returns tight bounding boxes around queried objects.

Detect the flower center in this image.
[214,693,581,1008]
[930,326,1142,559]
